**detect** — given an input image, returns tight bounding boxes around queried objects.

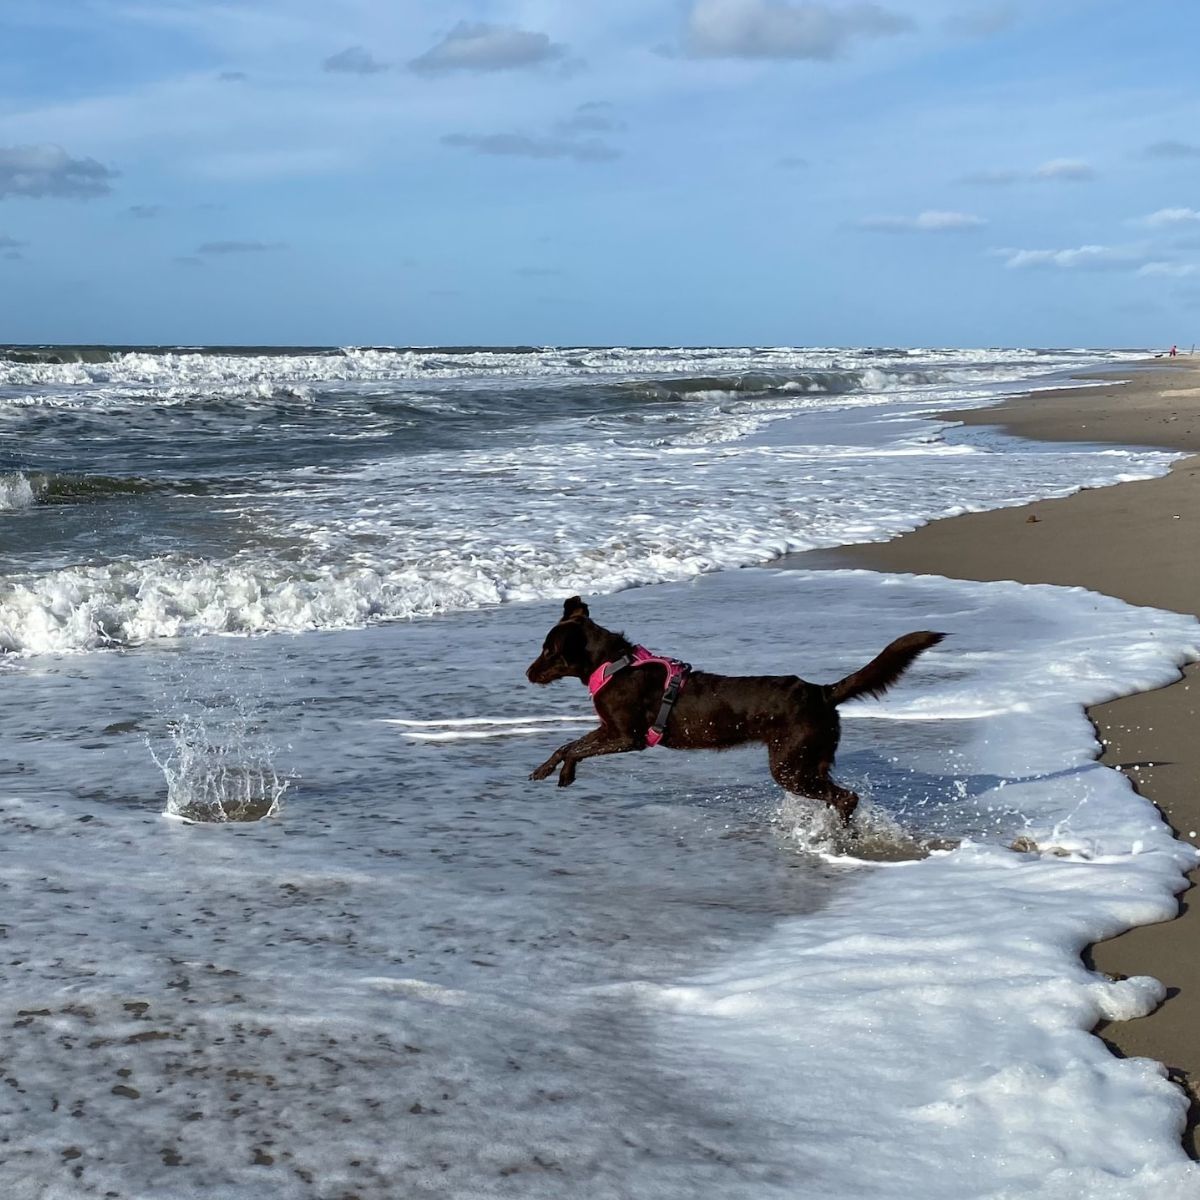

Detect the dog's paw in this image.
[529,761,556,781]
[557,764,577,788]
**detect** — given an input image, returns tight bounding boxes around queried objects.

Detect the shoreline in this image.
[784,356,1200,1153]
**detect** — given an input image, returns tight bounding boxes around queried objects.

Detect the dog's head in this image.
[526,596,594,685]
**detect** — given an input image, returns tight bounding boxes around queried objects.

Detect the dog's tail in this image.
[829,631,945,706]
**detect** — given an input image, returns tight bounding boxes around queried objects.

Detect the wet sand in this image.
[790,357,1200,1153]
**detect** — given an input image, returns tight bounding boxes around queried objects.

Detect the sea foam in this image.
[0,571,1196,1197]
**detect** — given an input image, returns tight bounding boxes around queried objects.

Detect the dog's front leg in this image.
[529,727,642,786]
[529,727,601,781]
[555,727,645,787]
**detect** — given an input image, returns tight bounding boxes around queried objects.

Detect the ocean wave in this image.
[0,344,1137,396]
[626,366,948,402]
[0,437,1176,655]
[0,558,505,654]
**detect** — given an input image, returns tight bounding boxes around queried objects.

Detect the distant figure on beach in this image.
[1170,345,1177,357]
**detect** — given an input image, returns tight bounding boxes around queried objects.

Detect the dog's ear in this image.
[562,595,590,621]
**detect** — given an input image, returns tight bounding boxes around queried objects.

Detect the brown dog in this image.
[526,596,944,821]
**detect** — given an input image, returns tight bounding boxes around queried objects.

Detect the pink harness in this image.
[588,645,691,747]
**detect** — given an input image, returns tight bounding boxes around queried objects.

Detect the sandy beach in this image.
[794,357,1200,1153]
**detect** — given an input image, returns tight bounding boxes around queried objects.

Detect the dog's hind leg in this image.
[768,729,859,823]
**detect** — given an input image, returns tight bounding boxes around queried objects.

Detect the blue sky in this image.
[1,0,1197,347]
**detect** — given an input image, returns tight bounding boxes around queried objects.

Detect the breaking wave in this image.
[0,343,1125,396]
[0,555,631,655]
[0,441,1174,658]
[627,366,949,403]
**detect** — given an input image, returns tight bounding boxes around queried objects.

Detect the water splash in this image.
[776,792,932,862]
[0,472,35,511]
[151,713,290,822]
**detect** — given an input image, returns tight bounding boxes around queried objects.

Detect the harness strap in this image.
[587,645,691,747]
[593,654,632,686]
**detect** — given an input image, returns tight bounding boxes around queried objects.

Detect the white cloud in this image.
[684,0,912,61]
[1002,245,1141,270]
[1137,261,1197,278]
[0,234,27,248]
[0,143,118,199]
[1139,207,1200,228]
[410,22,566,73]
[1033,157,1094,181]
[962,159,1095,186]
[859,210,987,232]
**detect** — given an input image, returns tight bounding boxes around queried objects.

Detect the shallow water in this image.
[2,570,1198,1197]
[1,585,849,1199]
